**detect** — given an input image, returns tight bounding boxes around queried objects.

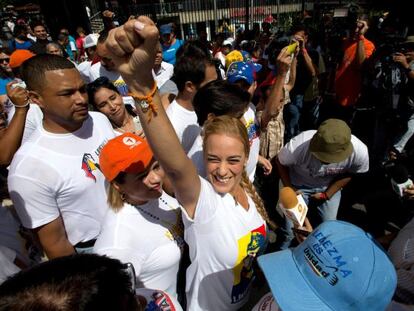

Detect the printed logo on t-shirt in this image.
[145,291,176,311]
[81,153,100,182]
[245,118,259,146]
[231,224,267,304]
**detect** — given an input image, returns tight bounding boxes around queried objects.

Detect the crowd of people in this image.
[0,7,413,311]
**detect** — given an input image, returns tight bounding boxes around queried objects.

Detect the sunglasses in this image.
[0,58,10,63]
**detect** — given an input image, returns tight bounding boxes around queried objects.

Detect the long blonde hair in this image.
[203,115,277,230]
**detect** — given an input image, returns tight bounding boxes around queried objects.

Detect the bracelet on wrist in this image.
[13,101,30,108]
[128,81,158,120]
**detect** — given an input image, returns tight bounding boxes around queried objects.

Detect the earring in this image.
[120,193,126,201]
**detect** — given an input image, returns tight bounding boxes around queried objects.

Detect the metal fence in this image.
[126,0,313,39]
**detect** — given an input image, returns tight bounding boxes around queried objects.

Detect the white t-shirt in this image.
[135,288,183,311]
[153,61,174,88]
[278,130,369,188]
[166,99,201,153]
[94,192,183,297]
[252,293,281,311]
[88,62,134,106]
[6,103,43,144]
[187,104,260,182]
[77,60,93,83]
[8,112,115,245]
[182,177,267,311]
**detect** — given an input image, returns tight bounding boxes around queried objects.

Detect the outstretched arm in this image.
[103,17,200,218]
[261,47,291,129]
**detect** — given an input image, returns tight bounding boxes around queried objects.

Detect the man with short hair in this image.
[166,41,217,153]
[8,55,115,259]
[276,119,369,248]
[88,30,133,105]
[153,42,173,89]
[29,22,50,55]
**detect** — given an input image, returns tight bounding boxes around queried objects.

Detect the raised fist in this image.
[102,16,159,92]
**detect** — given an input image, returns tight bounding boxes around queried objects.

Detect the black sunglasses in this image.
[0,58,10,63]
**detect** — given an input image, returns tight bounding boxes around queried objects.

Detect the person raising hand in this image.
[102,17,276,311]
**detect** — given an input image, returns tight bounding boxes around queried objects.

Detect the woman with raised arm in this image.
[103,17,276,310]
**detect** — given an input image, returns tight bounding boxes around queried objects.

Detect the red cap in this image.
[99,133,153,182]
[9,49,35,69]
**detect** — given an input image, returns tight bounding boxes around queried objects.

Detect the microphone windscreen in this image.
[280,187,298,209]
[390,164,409,184]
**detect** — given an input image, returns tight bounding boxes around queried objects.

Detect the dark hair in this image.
[21,54,75,91]
[98,29,109,44]
[87,76,119,108]
[174,41,215,92]
[0,254,139,311]
[57,33,68,42]
[13,24,27,37]
[31,20,45,30]
[290,24,308,36]
[193,79,250,126]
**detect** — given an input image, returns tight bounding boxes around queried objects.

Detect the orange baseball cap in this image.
[9,49,35,69]
[99,133,153,182]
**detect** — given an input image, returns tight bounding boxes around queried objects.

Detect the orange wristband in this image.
[128,81,158,120]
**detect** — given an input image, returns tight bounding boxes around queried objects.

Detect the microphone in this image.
[390,164,413,197]
[279,187,308,227]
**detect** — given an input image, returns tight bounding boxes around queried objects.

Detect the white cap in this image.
[223,38,234,46]
[84,33,99,49]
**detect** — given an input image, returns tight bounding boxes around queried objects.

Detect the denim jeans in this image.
[284,94,304,142]
[277,186,342,250]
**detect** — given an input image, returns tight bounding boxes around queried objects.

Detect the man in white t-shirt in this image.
[253,221,396,311]
[276,119,369,248]
[152,42,174,88]
[166,41,217,153]
[8,54,115,259]
[88,30,134,106]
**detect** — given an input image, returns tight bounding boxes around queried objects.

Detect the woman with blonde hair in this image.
[102,16,276,310]
[93,133,184,298]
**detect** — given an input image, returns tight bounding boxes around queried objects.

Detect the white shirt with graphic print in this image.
[278,130,369,188]
[182,177,267,311]
[94,192,183,297]
[135,288,183,311]
[8,112,115,245]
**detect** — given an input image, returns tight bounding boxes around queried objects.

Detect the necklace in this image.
[114,115,135,134]
[134,197,185,249]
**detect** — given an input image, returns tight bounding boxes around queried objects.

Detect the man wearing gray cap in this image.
[276,119,369,248]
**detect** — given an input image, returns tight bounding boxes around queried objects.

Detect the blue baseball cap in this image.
[226,61,262,85]
[160,24,172,35]
[258,221,396,311]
